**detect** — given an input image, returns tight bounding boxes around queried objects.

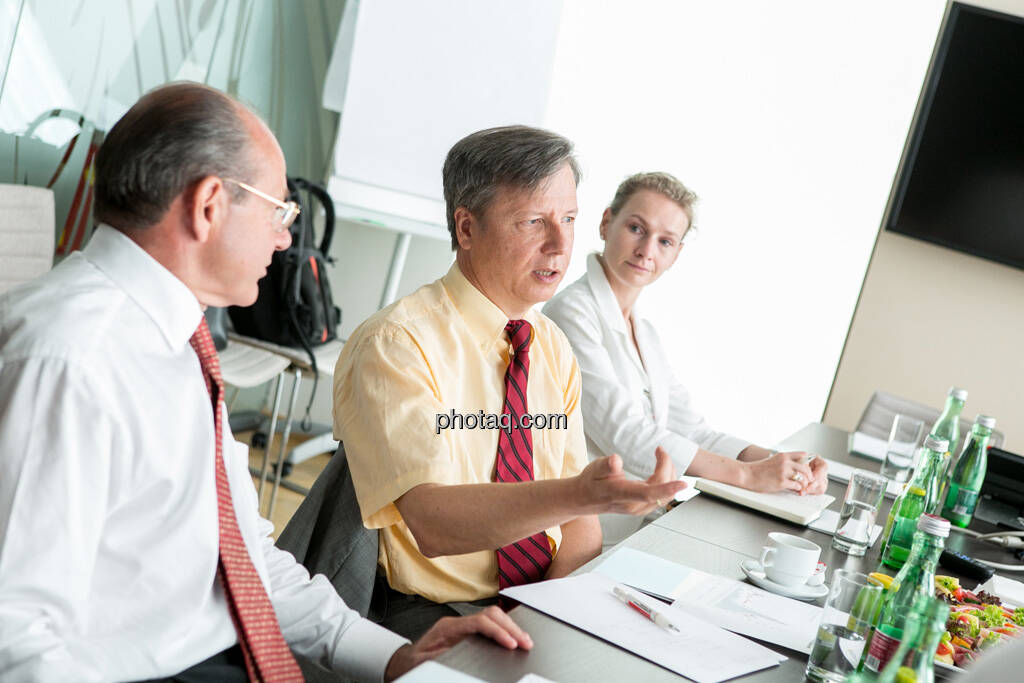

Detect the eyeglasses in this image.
[223,178,300,232]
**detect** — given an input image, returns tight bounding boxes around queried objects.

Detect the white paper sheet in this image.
[502,573,784,683]
[394,661,489,682]
[807,508,883,546]
[671,569,823,654]
[595,548,821,653]
[594,547,694,601]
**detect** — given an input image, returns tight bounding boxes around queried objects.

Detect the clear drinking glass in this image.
[832,470,888,556]
[879,414,924,483]
[806,570,885,682]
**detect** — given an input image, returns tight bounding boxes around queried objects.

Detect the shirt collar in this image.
[83,224,204,351]
[441,262,538,347]
[585,252,639,335]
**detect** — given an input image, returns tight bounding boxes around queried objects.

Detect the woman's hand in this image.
[742,451,816,494]
[802,456,829,495]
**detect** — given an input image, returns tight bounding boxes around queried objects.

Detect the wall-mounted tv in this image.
[886,2,1024,271]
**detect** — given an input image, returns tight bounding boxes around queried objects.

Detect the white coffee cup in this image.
[758,532,821,586]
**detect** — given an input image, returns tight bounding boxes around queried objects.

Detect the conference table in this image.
[436,422,1020,682]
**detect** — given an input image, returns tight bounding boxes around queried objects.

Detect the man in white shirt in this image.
[0,82,530,682]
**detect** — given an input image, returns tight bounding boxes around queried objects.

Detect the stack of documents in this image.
[502,572,785,683]
[595,548,821,654]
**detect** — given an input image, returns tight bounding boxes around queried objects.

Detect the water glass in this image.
[879,414,924,482]
[806,570,884,682]
[832,469,888,556]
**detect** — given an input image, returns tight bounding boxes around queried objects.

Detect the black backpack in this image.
[229,177,341,419]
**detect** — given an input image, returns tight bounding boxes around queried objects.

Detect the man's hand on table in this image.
[576,447,686,515]
[384,606,533,681]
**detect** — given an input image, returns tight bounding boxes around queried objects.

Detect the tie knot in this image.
[505,319,532,354]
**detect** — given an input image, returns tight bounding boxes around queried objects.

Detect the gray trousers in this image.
[373,575,498,641]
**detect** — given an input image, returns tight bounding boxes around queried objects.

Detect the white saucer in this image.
[740,559,829,600]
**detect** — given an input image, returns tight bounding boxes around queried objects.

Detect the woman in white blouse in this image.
[544,172,827,542]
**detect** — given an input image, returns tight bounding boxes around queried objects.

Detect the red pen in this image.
[612,585,681,634]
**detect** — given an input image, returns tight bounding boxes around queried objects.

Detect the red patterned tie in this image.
[190,319,304,682]
[495,320,553,589]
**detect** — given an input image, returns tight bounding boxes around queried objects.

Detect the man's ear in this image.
[598,207,613,240]
[453,206,479,251]
[186,175,228,243]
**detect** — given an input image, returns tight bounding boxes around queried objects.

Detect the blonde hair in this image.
[608,171,697,226]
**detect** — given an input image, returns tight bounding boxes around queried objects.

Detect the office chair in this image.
[0,184,54,294]
[856,391,1005,449]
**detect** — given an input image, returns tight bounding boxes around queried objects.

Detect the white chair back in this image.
[0,184,55,294]
[857,391,1005,449]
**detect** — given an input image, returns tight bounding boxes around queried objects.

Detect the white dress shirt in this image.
[543,253,750,478]
[0,225,406,682]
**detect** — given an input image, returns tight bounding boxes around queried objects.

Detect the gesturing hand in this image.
[385,606,532,681]
[577,447,686,516]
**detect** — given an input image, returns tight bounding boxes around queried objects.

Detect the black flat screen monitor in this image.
[886,3,1024,270]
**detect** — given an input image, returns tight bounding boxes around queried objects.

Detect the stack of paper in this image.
[595,548,822,653]
[502,572,785,683]
[693,478,834,525]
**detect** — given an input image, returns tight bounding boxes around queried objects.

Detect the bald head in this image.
[94,82,259,231]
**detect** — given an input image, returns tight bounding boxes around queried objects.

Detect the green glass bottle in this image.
[847,595,950,683]
[878,435,947,568]
[862,514,950,673]
[873,594,950,683]
[928,386,967,511]
[941,415,995,528]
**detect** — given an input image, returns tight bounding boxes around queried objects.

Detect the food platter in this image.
[932,575,1022,676]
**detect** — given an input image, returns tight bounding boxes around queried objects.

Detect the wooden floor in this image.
[237,430,330,539]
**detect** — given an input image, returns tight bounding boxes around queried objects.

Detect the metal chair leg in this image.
[258,371,286,505]
[268,367,302,520]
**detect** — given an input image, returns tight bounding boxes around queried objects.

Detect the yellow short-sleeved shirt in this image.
[333,263,588,603]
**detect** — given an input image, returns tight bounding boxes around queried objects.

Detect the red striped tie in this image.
[190,319,304,682]
[495,320,553,590]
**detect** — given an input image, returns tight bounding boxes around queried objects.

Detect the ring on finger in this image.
[791,472,804,483]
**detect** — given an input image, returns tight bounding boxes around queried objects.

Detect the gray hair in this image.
[94,82,255,231]
[442,125,581,249]
[608,171,698,226]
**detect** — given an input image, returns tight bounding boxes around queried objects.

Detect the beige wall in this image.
[823,227,1024,451]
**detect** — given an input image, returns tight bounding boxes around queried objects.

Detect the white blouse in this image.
[543,253,750,479]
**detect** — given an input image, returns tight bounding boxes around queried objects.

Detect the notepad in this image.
[693,478,835,525]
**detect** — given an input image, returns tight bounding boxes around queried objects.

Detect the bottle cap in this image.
[949,387,968,401]
[918,513,951,538]
[924,434,949,453]
[976,414,996,429]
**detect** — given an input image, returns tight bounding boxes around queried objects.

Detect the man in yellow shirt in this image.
[334,126,685,639]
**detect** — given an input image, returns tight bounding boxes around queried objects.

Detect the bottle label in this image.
[864,629,901,673]
[952,488,979,516]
